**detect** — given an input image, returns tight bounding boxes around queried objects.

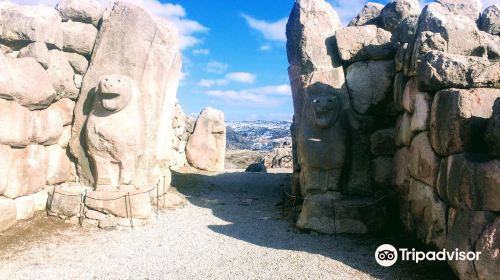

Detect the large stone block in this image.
[395,112,413,147]
[378,0,421,32]
[346,60,395,114]
[335,25,395,63]
[410,92,432,133]
[475,217,500,280]
[61,21,97,56]
[64,52,88,74]
[446,208,496,280]
[15,195,34,220]
[2,57,56,109]
[31,190,49,211]
[485,99,500,156]
[32,104,65,146]
[348,2,384,26]
[402,77,418,113]
[46,145,74,186]
[48,184,89,217]
[186,107,226,172]
[393,147,410,194]
[0,145,12,195]
[0,197,16,232]
[480,5,500,36]
[372,157,393,186]
[56,0,104,27]
[430,88,500,156]
[0,3,63,49]
[85,190,152,219]
[437,154,500,211]
[0,99,32,147]
[393,72,410,113]
[417,51,500,92]
[370,128,395,156]
[4,145,47,198]
[408,178,447,249]
[409,132,440,187]
[46,50,79,100]
[435,0,482,22]
[17,42,49,69]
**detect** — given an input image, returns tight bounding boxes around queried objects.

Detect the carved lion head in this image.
[97,75,133,112]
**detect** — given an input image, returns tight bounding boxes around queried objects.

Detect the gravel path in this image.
[0,169,455,280]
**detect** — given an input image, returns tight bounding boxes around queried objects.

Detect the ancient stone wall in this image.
[287,0,499,278]
[0,0,183,231]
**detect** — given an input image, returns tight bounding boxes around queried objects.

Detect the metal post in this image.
[128,193,134,229]
[156,181,159,220]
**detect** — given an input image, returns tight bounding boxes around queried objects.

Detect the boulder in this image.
[0,197,16,232]
[394,43,408,72]
[85,190,152,219]
[98,215,118,229]
[378,0,421,32]
[64,52,89,74]
[46,50,79,100]
[410,92,432,133]
[402,77,418,113]
[4,145,47,198]
[480,5,500,35]
[17,42,49,69]
[409,31,447,77]
[61,21,98,56]
[245,163,267,173]
[346,60,395,114]
[370,128,395,156]
[335,25,395,63]
[418,51,500,92]
[46,145,74,186]
[58,126,72,148]
[446,208,496,280]
[31,190,49,211]
[395,112,413,147]
[32,104,65,146]
[485,99,500,156]
[52,98,76,126]
[408,178,447,249]
[0,145,12,194]
[393,72,410,112]
[186,107,226,172]
[0,3,63,49]
[74,74,83,89]
[48,184,89,217]
[475,217,500,280]
[0,99,32,147]
[348,2,384,26]
[437,154,500,211]
[409,132,440,187]
[263,141,293,168]
[56,0,104,27]
[435,0,482,22]
[372,157,393,186]
[15,195,34,220]
[392,14,419,44]
[430,88,500,156]
[393,147,410,194]
[2,57,56,109]
[70,2,182,188]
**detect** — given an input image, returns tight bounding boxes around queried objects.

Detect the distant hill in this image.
[226,120,292,151]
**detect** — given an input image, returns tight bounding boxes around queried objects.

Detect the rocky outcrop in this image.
[262,141,293,169]
[480,5,500,35]
[56,0,104,27]
[348,2,384,26]
[378,0,421,32]
[186,107,226,172]
[170,102,194,169]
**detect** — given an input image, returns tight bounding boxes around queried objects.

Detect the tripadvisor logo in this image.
[375,244,482,267]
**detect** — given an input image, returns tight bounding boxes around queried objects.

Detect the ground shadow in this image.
[171,169,457,280]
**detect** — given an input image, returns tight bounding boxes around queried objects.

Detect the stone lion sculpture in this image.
[297,82,349,197]
[86,74,145,188]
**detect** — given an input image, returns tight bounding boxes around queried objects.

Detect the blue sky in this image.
[10,0,497,120]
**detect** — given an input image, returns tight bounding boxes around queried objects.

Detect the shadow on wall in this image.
[170,170,456,280]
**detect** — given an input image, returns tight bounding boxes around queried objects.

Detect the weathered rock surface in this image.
[346,60,395,114]
[392,14,419,44]
[61,21,97,56]
[32,105,65,146]
[395,112,413,147]
[15,195,34,220]
[372,157,393,186]
[64,52,89,74]
[186,107,226,172]
[31,190,48,211]
[0,145,12,194]
[46,145,74,186]
[409,132,440,187]
[475,217,500,280]
[348,2,384,26]
[418,51,500,92]
[2,57,56,109]
[446,208,496,280]
[46,50,79,100]
[56,0,104,27]
[393,147,410,193]
[378,0,421,32]
[263,141,293,169]
[435,0,482,22]
[410,92,432,133]
[480,5,500,35]
[393,72,410,112]
[48,184,89,217]
[370,128,395,156]
[17,42,49,69]
[245,163,267,173]
[402,77,418,113]
[335,25,395,63]
[437,154,500,211]
[0,99,32,147]
[485,99,500,156]
[4,145,47,198]
[430,88,500,156]
[408,178,447,249]
[70,1,182,188]
[0,3,63,49]
[85,190,152,219]
[0,197,16,232]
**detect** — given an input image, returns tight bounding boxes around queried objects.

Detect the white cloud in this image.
[198,79,229,87]
[241,13,287,42]
[226,72,256,84]
[192,48,210,55]
[259,44,272,51]
[204,84,291,107]
[205,61,229,74]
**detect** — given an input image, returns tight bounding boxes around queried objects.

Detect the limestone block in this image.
[0,99,32,147]
[480,5,500,35]
[0,197,16,232]
[393,147,410,194]
[410,92,432,133]
[31,190,49,211]
[17,42,49,69]
[64,52,89,74]
[409,132,440,187]
[46,50,79,100]
[402,77,417,113]
[378,0,421,32]
[0,145,12,195]
[348,2,384,26]
[85,190,152,219]
[435,0,482,22]
[56,0,104,27]
[372,157,393,186]
[48,184,89,217]
[46,145,74,186]
[4,145,47,198]
[335,25,395,63]
[475,217,500,280]
[395,112,413,147]
[370,128,395,156]
[15,195,34,220]
[32,104,65,146]
[61,21,97,56]
[393,72,410,113]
